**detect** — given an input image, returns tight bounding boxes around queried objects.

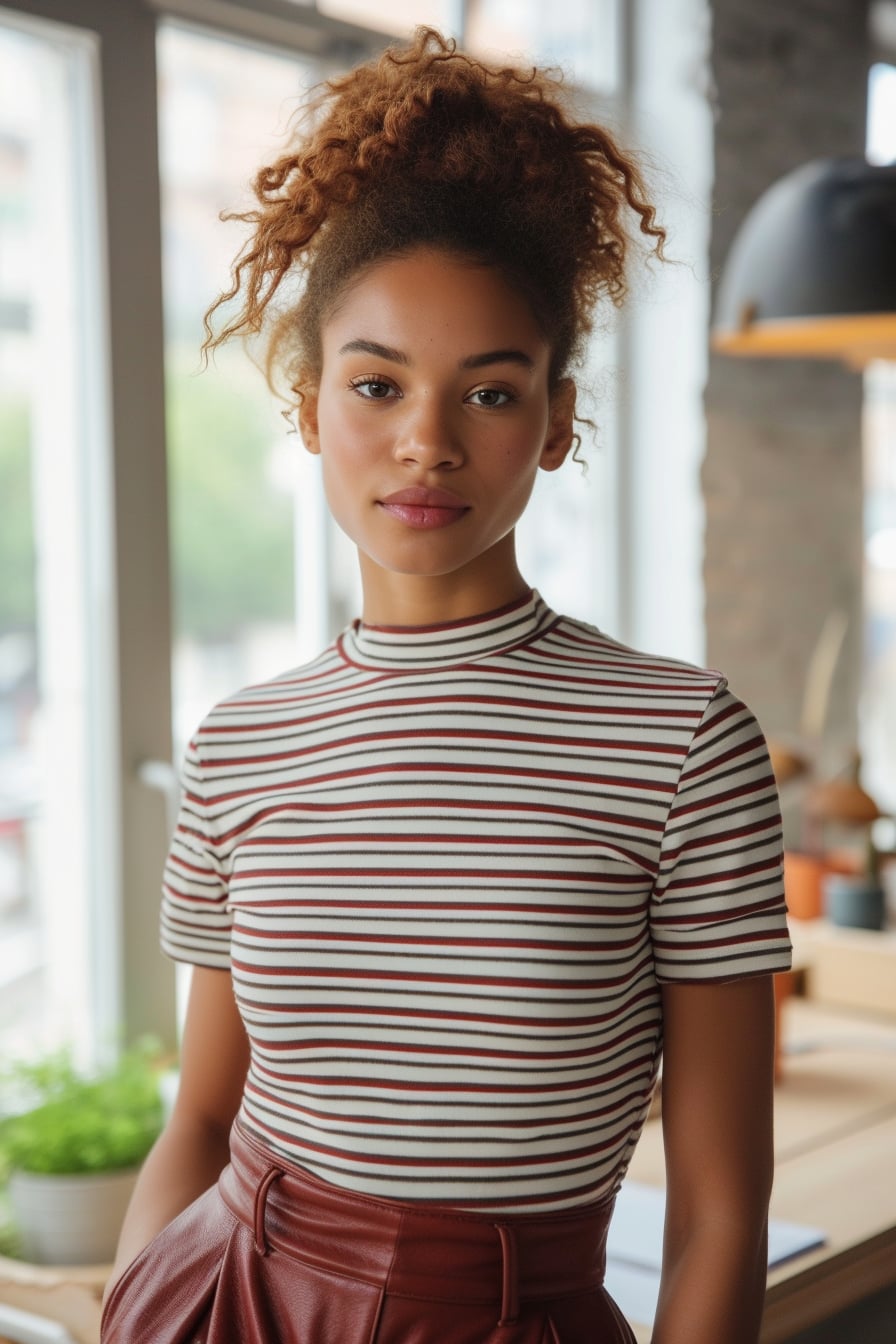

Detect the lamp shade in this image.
[712,157,896,363]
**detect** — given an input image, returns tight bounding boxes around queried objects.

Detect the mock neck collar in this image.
[337,589,557,672]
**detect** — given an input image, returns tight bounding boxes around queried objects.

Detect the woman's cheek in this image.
[321,402,381,461]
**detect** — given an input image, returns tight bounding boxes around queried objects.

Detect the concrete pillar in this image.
[704,1,870,787]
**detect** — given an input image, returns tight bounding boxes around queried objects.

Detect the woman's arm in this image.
[104,967,250,1301]
[651,975,776,1344]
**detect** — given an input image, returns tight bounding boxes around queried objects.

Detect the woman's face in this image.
[299,247,574,620]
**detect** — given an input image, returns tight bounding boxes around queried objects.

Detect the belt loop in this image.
[494,1223,519,1326]
[254,1166,284,1256]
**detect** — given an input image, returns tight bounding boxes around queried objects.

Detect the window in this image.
[158,23,335,757]
[863,361,896,817]
[318,0,461,37]
[319,0,619,93]
[0,13,115,1059]
[465,0,618,92]
[861,64,896,822]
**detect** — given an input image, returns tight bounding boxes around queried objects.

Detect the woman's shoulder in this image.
[187,640,344,746]
[545,609,727,695]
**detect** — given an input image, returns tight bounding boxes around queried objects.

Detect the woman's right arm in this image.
[104,966,250,1302]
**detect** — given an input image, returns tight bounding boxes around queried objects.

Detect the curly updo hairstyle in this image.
[203,27,665,409]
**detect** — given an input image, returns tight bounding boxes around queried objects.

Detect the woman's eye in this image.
[349,377,399,401]
[468,387,513,408]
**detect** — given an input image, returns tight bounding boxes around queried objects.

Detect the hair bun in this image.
[204,26,665,409]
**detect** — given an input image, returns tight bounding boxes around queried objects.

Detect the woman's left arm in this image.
[651,975,776,1344]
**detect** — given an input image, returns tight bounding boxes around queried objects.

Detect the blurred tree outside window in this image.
[158,24,329,753]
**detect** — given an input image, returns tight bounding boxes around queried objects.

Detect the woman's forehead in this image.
[320,248,549,362]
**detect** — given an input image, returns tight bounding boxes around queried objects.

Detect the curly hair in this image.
[203,27,665,407]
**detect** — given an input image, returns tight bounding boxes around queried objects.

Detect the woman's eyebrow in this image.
[337,339,535,371]
[460,349,534,370]
[338,339,409,363]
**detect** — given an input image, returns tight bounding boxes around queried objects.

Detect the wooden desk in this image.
[624,999,896,1342]
[0,1260,104,1344]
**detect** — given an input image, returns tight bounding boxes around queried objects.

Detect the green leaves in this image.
[166,353,294,641]
[0,1040,164,1176]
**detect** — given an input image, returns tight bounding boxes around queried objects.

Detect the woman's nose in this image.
[393,399,464,469]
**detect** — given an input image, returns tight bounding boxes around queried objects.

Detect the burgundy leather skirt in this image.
[101,1121,636,1343]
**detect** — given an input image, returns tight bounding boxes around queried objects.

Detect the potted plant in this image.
[0,1039,164,1265]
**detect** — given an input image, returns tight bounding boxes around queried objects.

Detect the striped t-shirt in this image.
[161,589,792,1212]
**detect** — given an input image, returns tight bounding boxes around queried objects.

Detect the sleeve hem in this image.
[655,951,793,985]
[161,945,232,972]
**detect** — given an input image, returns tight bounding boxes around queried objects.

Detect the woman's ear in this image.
[298,391,321,455]
[539,378,576,472]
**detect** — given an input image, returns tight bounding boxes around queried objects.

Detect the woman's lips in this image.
[378,487,470,529]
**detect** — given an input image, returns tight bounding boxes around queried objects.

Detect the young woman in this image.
[102,28,792,1344]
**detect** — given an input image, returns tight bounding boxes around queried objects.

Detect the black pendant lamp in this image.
[712,157,896,365]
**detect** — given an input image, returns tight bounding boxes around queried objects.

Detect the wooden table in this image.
[0,1259,105,1344]
[625,998,896,1342]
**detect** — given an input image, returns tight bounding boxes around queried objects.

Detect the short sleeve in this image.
[160,736,232,969]
[650,682,792,982]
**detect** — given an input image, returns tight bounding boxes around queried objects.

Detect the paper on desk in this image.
[604,1182,826,1327]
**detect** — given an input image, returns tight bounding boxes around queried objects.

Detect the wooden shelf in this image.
[789,919,896,1017]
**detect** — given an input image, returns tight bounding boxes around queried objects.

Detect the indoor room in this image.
[0,1,894,1342]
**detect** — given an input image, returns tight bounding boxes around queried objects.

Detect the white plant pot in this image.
[8,1166,139,1265]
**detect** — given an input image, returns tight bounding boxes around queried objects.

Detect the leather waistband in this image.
[219,1122,615,1323]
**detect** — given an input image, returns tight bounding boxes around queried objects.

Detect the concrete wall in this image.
[704,0,870,788]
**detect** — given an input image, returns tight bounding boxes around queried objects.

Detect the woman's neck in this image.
[357,555,531,629]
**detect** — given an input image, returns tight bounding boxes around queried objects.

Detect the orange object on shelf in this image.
[783,850,860,920]
[804,756,881,825]
[784,851,826,920]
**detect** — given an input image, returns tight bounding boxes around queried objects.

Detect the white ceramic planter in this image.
[8,1166,139,1265]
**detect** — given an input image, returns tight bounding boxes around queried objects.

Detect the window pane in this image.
[863,365,896,818]
[862,67,896,830]
[317,1,620,92]
[158,24,347,754]
[0,17,111,1058]
[317,0,461,37]
[466,0,620,92]
[867,62,896,167]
